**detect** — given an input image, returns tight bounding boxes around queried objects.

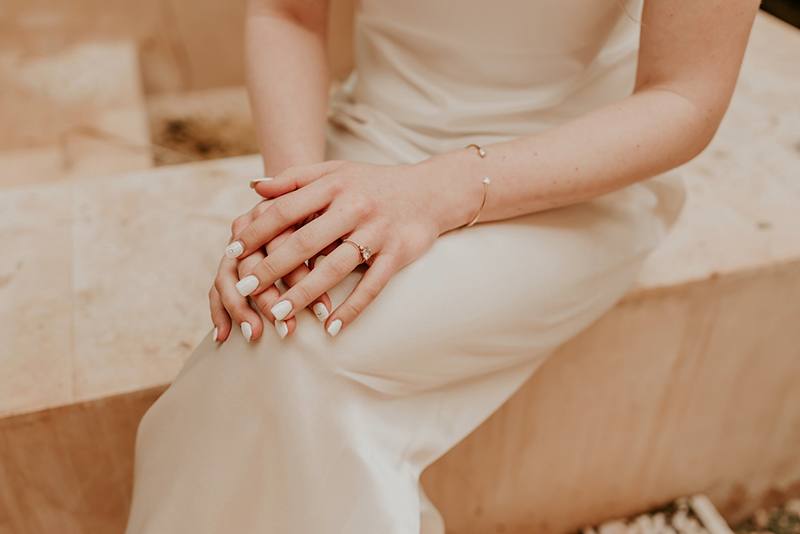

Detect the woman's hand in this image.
[209,199,334,342]
[224,159,468,336]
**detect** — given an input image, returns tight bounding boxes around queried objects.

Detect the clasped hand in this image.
[209,159,445,341]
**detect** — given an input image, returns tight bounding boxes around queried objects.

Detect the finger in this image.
[225,185,333,261]
[281,262,333,323]
[324,253,397,337]
[263,228,333,322]
[229,199,275,238]
[250,160,348,198]
[310,242,340,270]
[209,285,231,342]
[215,256,264,342]
[263,236,368,324]
[236,240,297,339]
[249,283,294,340]
[235,214,354,298]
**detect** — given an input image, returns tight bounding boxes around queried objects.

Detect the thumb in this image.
[250,160,348,198]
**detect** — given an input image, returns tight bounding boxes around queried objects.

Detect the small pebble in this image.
[672,511,689,532]
[653,513,667,532]
[753,508,770,529]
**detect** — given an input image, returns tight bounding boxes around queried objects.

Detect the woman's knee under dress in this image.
[123,125,685,533]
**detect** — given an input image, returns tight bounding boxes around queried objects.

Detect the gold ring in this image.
[342,239,372,264]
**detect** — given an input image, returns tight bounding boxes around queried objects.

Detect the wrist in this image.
[416,147,492,235]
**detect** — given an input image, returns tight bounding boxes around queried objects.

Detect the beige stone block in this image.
[71,157,261,402]
[0,386,165,534]
[0,41,148,150]
[0,183,73,418]
[0,41,152,188]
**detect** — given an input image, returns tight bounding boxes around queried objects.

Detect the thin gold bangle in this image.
[461,144,490,228]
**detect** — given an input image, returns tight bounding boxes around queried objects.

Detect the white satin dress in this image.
[125,0,686,532]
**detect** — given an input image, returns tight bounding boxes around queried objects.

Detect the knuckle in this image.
[347,194,374,219]
[338,302,359,322]
[271,199,295,225]
[283,164,301,177]
[361,279,383,301]
[219,292,242,315]
[213,274,226,293]
[254,201,271,217]
[289,284,314,307]
[256,259,280,283]
[327,251,354,276]
[325,175,347,195]
[231,214,248,235]
[293,227,318,255]
[256,296,275,317]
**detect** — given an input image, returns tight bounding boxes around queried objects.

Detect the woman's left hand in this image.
[225,159,464,336]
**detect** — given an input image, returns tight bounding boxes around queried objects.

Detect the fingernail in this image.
[225,241,244,259]
[241,322,252,342]
[250,177,273,189]
[313,302,329,322]
[213,327,219,342]
[274,319,288,339]
[312,254,326,269]
[236,275,259,297]
[270,300,293,321]
[326,319,342,337]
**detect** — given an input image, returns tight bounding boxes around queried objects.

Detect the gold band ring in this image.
[342,239,373,264]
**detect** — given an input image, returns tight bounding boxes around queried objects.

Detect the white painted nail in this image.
[213,327,219,342]
[274,319,288,339]
[225,241,244,259]
[241,322,252,342]
[249,177,273,189]
[313,302,329,322]
[270,300,293,321]
[312,254,326,269]
[236,275,259,297]
[326,319,342,337]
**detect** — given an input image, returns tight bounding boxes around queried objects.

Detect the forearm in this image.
[245,2,330,176]
[423,87,720,233]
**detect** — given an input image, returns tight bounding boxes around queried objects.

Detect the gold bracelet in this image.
[461,144,491,228]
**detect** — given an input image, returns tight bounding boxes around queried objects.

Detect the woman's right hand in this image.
[209,200,334,342]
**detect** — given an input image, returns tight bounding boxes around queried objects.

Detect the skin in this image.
[211,0,762,341]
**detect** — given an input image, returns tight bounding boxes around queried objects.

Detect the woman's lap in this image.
[124,126,682,534]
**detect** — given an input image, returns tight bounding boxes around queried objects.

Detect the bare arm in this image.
[209,0,332,343]
[245,0,331,175]
[421,0,763,232]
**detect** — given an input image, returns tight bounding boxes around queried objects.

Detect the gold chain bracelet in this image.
[460,144,491,228]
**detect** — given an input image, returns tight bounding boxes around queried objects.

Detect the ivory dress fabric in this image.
[124,0,686,532]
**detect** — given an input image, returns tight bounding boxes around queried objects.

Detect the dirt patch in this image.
[150,116,259,166]
[734,500,800,534]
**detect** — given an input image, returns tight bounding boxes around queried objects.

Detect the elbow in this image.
[640,83,733,166]
[247,0,329,36]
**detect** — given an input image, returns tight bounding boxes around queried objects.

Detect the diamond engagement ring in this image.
[342,239,372,264]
